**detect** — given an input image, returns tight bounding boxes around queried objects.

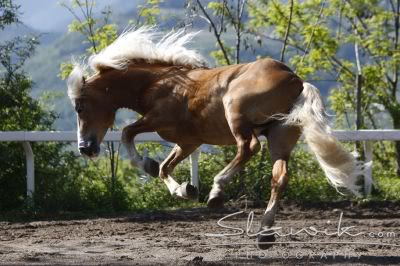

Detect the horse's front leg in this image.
[159,144,200,200]
[121,118,159,177]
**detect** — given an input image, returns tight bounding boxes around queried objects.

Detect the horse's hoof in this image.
[207,195,224,209]
[257,233,276,250]
[179,182,199,200]
[143,157,159,177]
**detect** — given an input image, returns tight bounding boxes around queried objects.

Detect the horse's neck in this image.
[108,64,189,114]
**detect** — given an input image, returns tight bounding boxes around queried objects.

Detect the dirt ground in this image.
[1,201,400,266]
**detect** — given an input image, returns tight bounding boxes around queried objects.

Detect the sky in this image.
[14,0,134,32]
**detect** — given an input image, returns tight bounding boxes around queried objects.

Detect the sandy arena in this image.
[1,201,400,265]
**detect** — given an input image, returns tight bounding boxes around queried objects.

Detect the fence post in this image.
[22,142,34,199]
[190,149,200,189]
[363,141,373,195]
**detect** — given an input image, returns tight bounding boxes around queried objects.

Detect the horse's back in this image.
[177,59,303,144]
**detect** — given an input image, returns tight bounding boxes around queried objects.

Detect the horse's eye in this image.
[75,103,83,114]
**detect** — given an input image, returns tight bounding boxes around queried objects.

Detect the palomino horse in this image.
[67,27,365,248]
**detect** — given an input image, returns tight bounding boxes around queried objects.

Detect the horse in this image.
[67,27,366,249]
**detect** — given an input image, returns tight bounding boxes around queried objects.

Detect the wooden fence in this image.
[2,130,400,198]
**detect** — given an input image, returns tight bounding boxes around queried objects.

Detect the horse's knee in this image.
[159,161,169,179]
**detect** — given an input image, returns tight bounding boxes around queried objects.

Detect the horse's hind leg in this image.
[159,143,199,200]
[208,119,261,208]
[257,123,301,250]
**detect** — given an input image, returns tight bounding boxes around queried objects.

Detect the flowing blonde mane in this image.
[89,27,208,71]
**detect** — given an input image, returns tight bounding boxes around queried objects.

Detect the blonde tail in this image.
[284,82,367,196]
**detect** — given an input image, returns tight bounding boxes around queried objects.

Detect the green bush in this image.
[2,138,400,217]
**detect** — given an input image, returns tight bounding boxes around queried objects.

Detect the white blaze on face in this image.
[67,64,86,148]
[76,116,83,146]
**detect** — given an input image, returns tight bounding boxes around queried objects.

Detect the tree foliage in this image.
[248,0,400,175]
[136,0,163,26]
[0,0,83,211]
[193,0,250,65]
[59,0,118,79]
[0,0,18,29]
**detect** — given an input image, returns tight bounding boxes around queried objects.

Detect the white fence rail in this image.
[1,130,400,199]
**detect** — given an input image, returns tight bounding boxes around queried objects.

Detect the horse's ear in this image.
[82,76,86,84]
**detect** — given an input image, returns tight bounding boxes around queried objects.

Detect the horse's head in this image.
[67,65,115,157]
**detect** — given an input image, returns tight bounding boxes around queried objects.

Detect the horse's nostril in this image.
[79,143,100,157]
[79,146,91,155]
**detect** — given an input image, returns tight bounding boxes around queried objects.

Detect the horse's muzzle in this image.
[79,140,100,157]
